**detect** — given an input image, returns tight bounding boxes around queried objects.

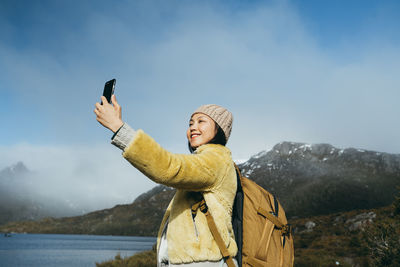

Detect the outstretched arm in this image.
[122,130,231,191]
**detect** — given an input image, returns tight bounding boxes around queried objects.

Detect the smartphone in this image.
[101,79,116,104]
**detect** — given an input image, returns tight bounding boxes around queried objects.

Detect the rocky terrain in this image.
[96,203,400,267]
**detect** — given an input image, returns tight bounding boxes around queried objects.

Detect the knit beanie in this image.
[192,104,233,143]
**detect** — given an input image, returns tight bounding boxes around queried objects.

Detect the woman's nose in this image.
[189,123,197,130]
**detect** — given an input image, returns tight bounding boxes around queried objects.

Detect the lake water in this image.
[0,233,156,267]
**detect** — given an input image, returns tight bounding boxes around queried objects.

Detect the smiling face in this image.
[187,113,217,149]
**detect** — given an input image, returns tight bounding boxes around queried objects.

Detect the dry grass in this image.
[96,247,157,267]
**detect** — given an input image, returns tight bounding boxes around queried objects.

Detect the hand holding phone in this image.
[101,79,116,105]
[95,79,123,132]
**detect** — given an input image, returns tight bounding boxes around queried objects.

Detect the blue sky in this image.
[1,0,399,209]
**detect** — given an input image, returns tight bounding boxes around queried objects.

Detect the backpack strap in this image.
[232,164,243,267]
[273,195,279,216]
[257,206,292,236]
[192,199,236,267]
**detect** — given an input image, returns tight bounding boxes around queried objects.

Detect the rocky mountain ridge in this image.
[242,141,399,176]
[238,141,400,217]
[1,141,399,236]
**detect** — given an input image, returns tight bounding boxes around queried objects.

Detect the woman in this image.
[94,95,238,266]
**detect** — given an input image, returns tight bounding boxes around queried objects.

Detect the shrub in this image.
[363,222,400,266]
[96,248,156,267]
[393,186,400,216]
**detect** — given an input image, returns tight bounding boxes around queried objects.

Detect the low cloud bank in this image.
[0,144,156,212]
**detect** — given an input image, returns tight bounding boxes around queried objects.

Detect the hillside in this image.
[1,142,399,238]
[0,185,175,236]
[96,202,400,267]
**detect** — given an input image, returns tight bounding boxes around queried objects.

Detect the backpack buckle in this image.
[281,224,292,236]
[192,199,209,218]
[199,199,208,213]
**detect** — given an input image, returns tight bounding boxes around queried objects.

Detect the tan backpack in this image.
[192,164,294,267]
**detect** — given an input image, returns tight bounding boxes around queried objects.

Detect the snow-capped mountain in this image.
[237,141,400,217]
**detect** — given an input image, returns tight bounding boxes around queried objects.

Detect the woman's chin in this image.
[190,142,202,149]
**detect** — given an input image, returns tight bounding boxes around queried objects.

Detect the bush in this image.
[393,186,400,216]
[363,222,400,266]
[96,248,156,267]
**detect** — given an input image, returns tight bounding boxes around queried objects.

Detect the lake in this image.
[0,233,156,267]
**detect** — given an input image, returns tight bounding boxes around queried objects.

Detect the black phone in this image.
[101,79,116,104]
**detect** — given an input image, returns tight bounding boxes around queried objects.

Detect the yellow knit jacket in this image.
[122,129,238,264]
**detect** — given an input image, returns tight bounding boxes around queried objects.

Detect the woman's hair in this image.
[188,125,227,153]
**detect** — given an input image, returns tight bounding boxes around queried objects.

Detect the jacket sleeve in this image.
[122,129,230,191]
[111,123,136,151]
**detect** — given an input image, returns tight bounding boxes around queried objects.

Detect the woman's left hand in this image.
[94,95,124,133]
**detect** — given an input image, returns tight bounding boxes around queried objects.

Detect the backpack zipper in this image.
[192,217,199,242]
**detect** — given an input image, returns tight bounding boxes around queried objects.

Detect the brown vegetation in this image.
[96,246,156,267]
[95,202,400,267]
